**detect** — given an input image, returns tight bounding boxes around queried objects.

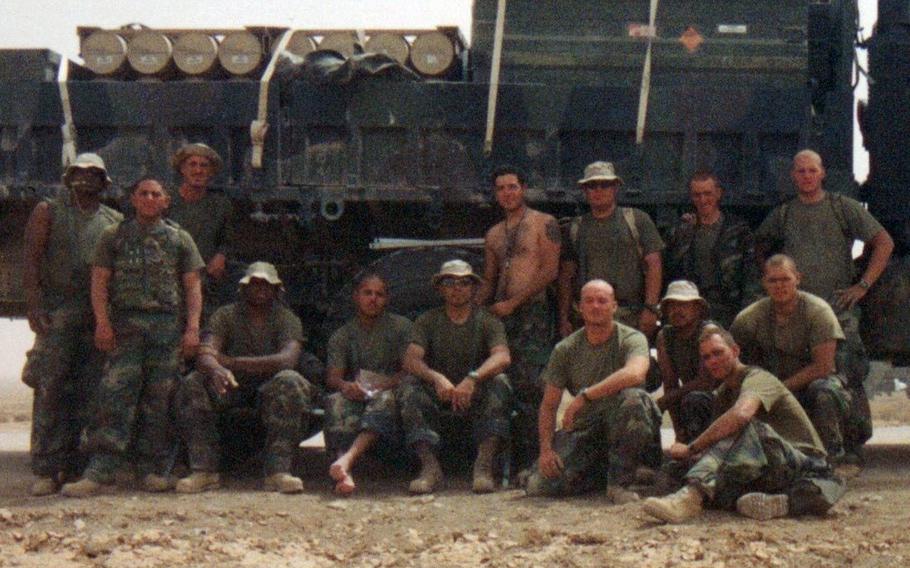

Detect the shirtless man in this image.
[478,165,561,466]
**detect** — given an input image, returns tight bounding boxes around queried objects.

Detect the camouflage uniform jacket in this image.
[665,211,759,312]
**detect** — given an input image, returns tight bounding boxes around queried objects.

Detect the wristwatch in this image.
[579,387,593,402]
[468,370,480,381]
[857,278,871,290]
[644,303,660,315]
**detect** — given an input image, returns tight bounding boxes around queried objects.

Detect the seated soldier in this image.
[399,260,512,494]
[731,254,855,468]
[174,262,317,494]
[324,272,412,495]
[525,280,663,503]
[655,281,718,443]
[643,325,844,523]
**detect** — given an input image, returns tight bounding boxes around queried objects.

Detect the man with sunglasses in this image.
[399,260,512,494]
[558,161,664,341]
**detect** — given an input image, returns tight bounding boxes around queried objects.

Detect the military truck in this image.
[1,0,907,359]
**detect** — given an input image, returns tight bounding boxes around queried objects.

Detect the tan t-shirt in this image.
[730,291,844,380]
[714,366,825,455]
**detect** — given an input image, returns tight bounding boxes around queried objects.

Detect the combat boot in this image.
[642,485,704,523]
[142,473,175,492]
[61,478,109,498]
[606,484,641,505]
[264,473,304,494]
[472,437,498,493]
[409,445,443,494]
[29,476,58,497]
[736,492,789,521]
[175,471,221,494]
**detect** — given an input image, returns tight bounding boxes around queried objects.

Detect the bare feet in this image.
[330,457,356,496]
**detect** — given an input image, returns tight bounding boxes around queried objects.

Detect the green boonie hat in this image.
[431,259,483,287]
[172,143,223,174]
[578,161,623,186]
[63,152,112,185]
[239,261,283,287]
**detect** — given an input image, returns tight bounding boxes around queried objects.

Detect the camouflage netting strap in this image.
[251,30,294,169]
[57,58,77,167]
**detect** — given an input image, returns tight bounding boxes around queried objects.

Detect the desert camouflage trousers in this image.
[323,389,400,454]
[83,313,181,481]
[525,388,663,496]
[175,370,316,475]
[685,421,845,514]
[22,305,104,477]
[399,374,512,450]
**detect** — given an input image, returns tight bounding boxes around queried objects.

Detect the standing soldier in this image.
[755,149,894,462]
[525,280,663,501]
[62,178,203,497]
[324,273,412,496]
[168,143,235,318]
[558,161,664,340]
[478,165,561,468]
[400,260,512,494]
[22,153,123,496]
[175,262,315,494]
[664,171,758,326]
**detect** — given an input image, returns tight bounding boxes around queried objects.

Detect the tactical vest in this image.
[109,218,184,313]
[40,194,122,308]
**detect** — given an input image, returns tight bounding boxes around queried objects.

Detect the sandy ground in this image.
[2,378,910,566]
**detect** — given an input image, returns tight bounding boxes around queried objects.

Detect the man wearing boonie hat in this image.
[655,280,717,444]
[558,161,664,343]
[173,261,317,495]
[168,142,235,320]
[21,153,123,496]
[399,259,513,494]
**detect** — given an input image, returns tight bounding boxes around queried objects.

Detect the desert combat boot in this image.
[736,492,789,520]
[642,485,705,523]
[472,437,499,493]
[264,473,304,494]
[176,471,221,494]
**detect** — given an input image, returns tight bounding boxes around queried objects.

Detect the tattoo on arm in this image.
[545,218,562,244]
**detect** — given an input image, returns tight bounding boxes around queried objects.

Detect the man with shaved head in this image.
[525,279,662,501]
[755,149,894,464]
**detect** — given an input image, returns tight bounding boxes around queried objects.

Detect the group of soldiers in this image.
[22,142,893,523]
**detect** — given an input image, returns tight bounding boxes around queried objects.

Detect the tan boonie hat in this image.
[660,280,709,314]
[578,161,623,186]
[63,152,112,185]
[239,261,283,287]
[172,143,223,174]
[431,259,483,287]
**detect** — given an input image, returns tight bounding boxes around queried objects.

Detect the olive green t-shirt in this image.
[692,222,721,296]
[208,302,304,359]
[167,191,234,263]
[542,322,649,395]
[327,312,412,378]
[563,209,664,304]
[714,366,825,455]
[730,291,844,380]
[409,307,507,382]
[756,194,884,301]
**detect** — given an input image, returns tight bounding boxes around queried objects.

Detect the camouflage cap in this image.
[172,143,223,174]
[239,261,283,287]
[63,152,112,185]
[431,259,483,287]
[578,161,623,186]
